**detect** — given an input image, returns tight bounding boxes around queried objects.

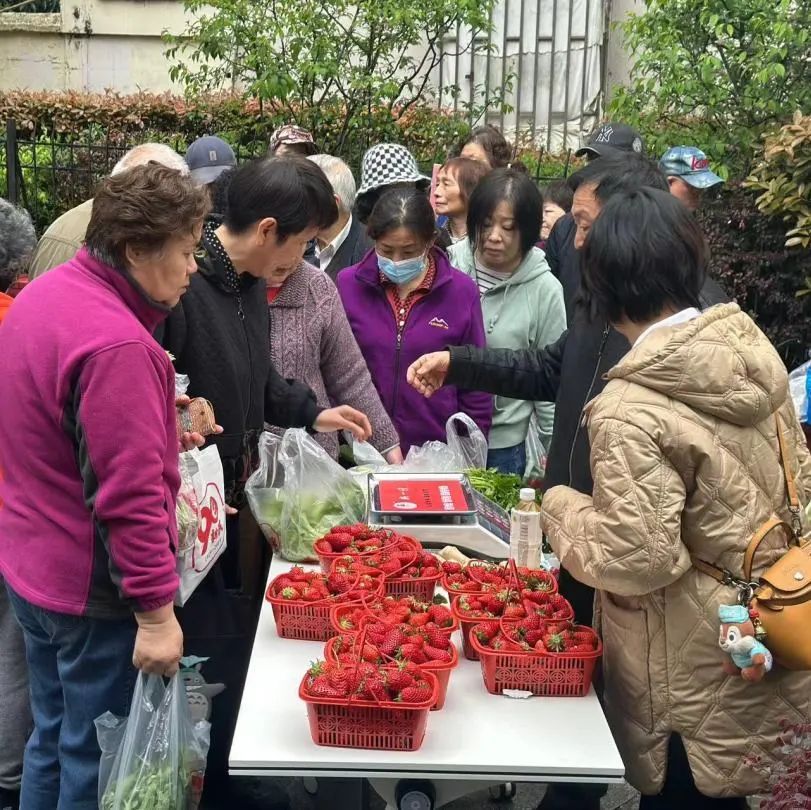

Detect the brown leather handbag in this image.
[693,413,811,671]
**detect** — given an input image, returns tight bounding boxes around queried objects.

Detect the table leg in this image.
[315,777,367,810]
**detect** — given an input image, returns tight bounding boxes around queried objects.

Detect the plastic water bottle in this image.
[509,487,542,568]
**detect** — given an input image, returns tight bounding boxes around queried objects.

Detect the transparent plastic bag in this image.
[524,414,548,486]
[789,359,811,424]
[403,412,488,472]
[175,446,227,606]
[95,673,210,810]
[245,429,367,562]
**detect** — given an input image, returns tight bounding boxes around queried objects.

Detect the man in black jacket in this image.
[407,153,728,810]
[160,157,372,808]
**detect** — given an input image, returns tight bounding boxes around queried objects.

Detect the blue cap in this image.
[718,604,749,624]
[185,136,236,186]
[659,146,724,189]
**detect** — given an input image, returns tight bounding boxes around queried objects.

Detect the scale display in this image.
[376,479,470,514]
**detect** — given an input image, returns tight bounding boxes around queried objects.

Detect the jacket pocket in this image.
[600,596,655,732]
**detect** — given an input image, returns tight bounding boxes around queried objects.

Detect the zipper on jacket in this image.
[567,324,610,486]
[236,291,253,423]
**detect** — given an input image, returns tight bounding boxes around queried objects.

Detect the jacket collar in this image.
[353,245,455,291]
[71,247,171,333]
[195,222,259,296]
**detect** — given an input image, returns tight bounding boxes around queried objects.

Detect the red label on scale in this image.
[377,479,469,513]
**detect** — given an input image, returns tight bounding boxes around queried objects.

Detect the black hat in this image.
[575,122,645,159]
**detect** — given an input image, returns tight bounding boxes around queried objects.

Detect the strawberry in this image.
[399,682,433,703]
[441,561,462,575]
[569,643,596,653]
[423,644,452,662]
[543,632,569,653]
[397,643,425,662]
[337,616,356,631]
[409,612,431,628]
[503,603,526,619]
[379,627,408,656]
[386,667,415,692]
[428,604,453,625]
[474,621,500,643]
[280,586,300,600]
[423,627,452,648]
[328,532,352,551]
[421,566,440,578]
[300,585,322,602]
[308,677,346,698]
[288,566,308,582]
[571,630,596,645]
[362,673,389,701]
[314,539,333,554]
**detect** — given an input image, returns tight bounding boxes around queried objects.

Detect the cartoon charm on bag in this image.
[718,604,774,683]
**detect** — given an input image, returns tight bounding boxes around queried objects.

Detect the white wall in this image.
[605,0,643,102]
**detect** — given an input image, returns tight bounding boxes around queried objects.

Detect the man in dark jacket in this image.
[407,153,728,810]
[159,157,372,808]
[307,154,373,279]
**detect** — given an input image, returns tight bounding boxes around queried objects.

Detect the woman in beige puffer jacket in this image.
[542,188,811,807]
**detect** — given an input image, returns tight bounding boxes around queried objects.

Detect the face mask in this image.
[377,252,426,285]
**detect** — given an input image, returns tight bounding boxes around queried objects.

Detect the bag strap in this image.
[692,413,803,590]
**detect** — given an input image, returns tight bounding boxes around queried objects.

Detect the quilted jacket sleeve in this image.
[542,414,692,596]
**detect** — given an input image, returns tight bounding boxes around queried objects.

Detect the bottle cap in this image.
[519,487,536,502]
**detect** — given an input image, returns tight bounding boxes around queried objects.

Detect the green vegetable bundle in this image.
[467,468,540,512]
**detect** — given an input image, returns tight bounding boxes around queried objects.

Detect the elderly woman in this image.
[267,259,402,463]
[0,164,210,809]
[542,188,811,808]
[0,197,36,810]
[433,156,490,249]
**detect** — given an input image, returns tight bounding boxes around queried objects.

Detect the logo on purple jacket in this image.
[429,317,449,330]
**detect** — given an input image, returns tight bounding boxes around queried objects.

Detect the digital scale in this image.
[366,472,510,560]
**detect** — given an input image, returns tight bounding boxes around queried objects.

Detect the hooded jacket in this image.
[337,247,492,453]
[448,240,565,450]
[542,304,811,797]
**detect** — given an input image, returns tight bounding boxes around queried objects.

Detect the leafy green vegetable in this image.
[467,468,539,512]
[101,763,194,810]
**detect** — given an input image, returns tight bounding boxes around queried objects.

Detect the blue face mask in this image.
[376,252,426,285]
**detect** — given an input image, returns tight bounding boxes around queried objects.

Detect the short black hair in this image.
[568,152,668,201]
[456,125,512,168]
[581,187,708,324]
[366,188,437,244]
[467,168,542,257]
[542,179,573,212]
[224,156,338,240]
[208,168,234,218]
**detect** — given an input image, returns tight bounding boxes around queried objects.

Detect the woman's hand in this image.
[176,395,223,451]
[385,446,404,465]
[406,351,451,398]
[314,405,373,442]
[133,604,183,677]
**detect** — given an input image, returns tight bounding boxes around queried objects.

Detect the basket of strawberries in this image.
[330,596,457,636]
[441,561,557,606]
[326,618,458,711]
[470,617,602,697]
[265,565,385,641]
[313,524,419,573]
[370,545,443,602]
[299,659,438,750]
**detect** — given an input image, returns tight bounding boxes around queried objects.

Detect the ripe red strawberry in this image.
[288,566,308,582]
[409,612,431,628]
[543,632,569,653]
[423,627,452,648]
[399,682,433,703]
[328,532,352,551]
[348,524,368,537]
[386,667,415,692]
[362,673,389,701]
[309,677,346,698]
[379,627,408,656]
[474,621,500,643]
[423,644,452,662]
[421,566,440,578]
[314,539,333,554]
[280,586,300,600]
[503,603,526,619]
[397,643,425,662]
[428,604,453,625]
[571,630,596,645]
[441,561,462,575]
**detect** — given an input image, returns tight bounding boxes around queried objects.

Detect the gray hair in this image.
[307,154,356,213]
[0,198,36,288]
[112,143,189,176]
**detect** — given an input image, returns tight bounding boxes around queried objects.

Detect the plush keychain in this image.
[718,604,773,682]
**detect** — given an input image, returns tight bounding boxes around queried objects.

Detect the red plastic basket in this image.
[330,601,459,636]
[383,572,442,601]
[265,574,385,641]
[324,636,458,711]
[299,669,437,750]
[470,629,602,697]
[451,602,523,661]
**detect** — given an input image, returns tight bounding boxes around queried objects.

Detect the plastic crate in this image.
[383,572,441,602]
[470,630,602,697]
[451,601,522,661]
[299,669,437,750]
[324,636,458,711]
[265,574,384,641]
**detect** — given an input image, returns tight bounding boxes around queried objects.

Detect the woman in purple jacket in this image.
[337,188,492,453]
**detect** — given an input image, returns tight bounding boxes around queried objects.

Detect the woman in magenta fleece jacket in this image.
[0,165,210,810]
[337,188,492,453]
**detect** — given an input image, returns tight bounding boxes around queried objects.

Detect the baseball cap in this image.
[576,122,645,159]
[357,144,431,197]
[269,124,318,155]
[659,146,724,189]
[185,136,236,186]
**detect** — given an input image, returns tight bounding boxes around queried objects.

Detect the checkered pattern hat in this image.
[357,144,430,197]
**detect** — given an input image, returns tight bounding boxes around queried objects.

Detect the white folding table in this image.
[230,558,624,808]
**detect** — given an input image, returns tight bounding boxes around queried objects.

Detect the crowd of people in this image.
[0,115,807,810]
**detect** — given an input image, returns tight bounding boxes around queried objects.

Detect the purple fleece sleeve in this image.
[77,342,179,611]
[458,288,493,439]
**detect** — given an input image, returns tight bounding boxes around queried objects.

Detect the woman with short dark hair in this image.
[457,124,513,169]
[337,188,492,453]
[448,168,565,474]
[542,187,811,808]
[434,156,491,249]
[539,179,573,244]
[0,163,210,809]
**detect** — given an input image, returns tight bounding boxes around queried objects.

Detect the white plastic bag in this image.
[524,414,548,485]
[245,430,367,562]
[404,412,488,472]
[95,673,210,810]
[175,446,227,606]
[789,359,811,424]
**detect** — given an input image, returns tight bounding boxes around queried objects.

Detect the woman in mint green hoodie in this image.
[448,168,566,475]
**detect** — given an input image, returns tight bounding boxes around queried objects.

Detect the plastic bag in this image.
[789,359,811,424]
[403,412,488,472]
[95,673,210,810]
[523,414,548,486]
[175,446,227,606]
[245,429,367,562]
